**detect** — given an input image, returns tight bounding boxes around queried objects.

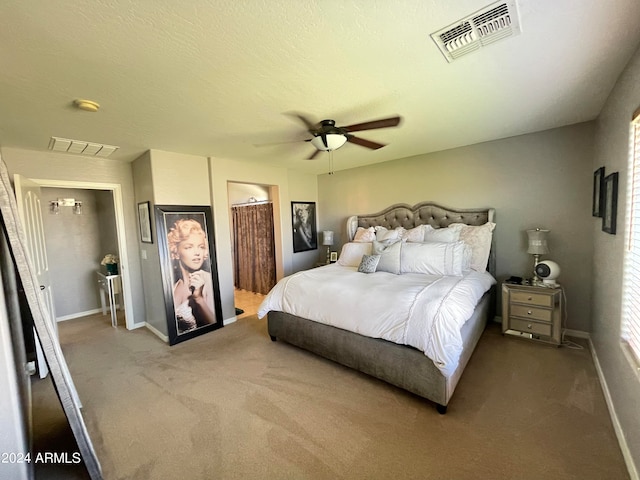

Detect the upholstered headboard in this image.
[346,201,496,275]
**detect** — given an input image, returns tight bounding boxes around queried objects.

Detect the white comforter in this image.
[258,264,496,377]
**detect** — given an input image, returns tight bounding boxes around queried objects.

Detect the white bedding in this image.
[258,264,496,377]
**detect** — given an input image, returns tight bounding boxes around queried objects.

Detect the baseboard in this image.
[563,328,590,339]
[56,308,103,322]
[223,316,237,326]
[588,338,639,480]
[144,322,168,343]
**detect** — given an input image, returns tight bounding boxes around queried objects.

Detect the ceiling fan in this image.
[291,114,402,160]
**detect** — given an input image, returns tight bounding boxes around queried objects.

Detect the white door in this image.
[13,174,57,378]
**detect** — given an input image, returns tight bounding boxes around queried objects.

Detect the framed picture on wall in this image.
[291,201,317,252]
[138,201,153,243]
[155,205,224,345]
[602,172,619,235]
[592,166,605,217]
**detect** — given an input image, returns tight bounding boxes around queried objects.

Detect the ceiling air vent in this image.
[430,0,521,62]
[48,136,119,157]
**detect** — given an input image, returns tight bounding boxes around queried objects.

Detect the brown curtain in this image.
[231,202,276,295]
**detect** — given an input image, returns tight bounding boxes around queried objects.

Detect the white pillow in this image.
[353,226,376,243]
[400,241,471,276]
[372,240,402,274]
[423,224,461,243]
[402,225,427,242]
[449,222,496,272]
[337,242,373,267]
[374,226,406,243]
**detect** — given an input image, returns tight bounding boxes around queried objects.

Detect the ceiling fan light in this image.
[311,134,347,151]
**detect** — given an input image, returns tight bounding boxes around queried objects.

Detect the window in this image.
[621,107,640,368]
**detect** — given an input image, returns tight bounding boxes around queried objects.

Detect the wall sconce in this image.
[49,198,83,215]
[49,200,60,215]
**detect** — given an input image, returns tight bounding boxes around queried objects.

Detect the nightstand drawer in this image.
[510,318,553,337]
[510,291,552,307]
[510,304,552,322]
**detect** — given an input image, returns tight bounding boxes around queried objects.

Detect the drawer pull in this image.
[527,324,532,329]
[528,296,532,301]
[527,310,532,315]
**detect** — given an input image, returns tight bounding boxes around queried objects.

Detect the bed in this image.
[258,202,496,413]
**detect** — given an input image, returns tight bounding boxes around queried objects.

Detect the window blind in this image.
[621,115,640,365]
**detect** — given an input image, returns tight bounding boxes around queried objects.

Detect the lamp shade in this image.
[322,231,334,246]
[526,228,549,255]
[310,134,347,152]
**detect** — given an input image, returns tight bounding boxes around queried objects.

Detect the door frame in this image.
[29,178,135,329]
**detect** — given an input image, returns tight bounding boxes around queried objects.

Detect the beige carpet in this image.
[32,313,629,480]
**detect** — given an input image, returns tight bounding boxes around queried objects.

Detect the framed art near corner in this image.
[602,172,619,234]
[138,201,153,243]
[592,167,605,217]
[155,205,224,345]
[291,201,317,252]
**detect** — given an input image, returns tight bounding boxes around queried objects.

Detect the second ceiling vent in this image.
[431,1,521,62]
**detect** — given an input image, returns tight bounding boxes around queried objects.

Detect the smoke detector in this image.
[431,1,521,62]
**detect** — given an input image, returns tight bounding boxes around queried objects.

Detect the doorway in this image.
[20,178,134,329]
[228,182,277,317]
[41,187,121,324]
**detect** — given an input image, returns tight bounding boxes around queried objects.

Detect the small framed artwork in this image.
[138,201,153,243]
[592,167,605,217]
[602,172,619,235]
[155,205,224,345]
[291,201,318,252]
[330,251,338,263]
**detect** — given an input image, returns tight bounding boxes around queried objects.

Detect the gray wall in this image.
[318,122,595,332]
[592,43,640,474]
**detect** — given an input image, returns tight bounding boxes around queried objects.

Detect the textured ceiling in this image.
[1,0,640,174]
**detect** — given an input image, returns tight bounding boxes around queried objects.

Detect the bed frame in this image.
[268,202,496,413]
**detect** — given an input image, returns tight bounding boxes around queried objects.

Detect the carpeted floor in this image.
[32,312,629,480]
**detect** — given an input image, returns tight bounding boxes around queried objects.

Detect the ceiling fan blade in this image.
[340,116,401,133]
[307,149,322,160]
[346,135,386,150]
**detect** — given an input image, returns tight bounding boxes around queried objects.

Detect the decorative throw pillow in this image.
[449,222,496,272]
[358,254,381,273]
[372,240,402,274]
[353,226,376,242]
[402,224,427,242]
[337,242,373,267]
[374,226,406,243]
[423,224,462,243]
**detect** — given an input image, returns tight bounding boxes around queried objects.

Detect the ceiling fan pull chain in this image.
[329,150,334,175]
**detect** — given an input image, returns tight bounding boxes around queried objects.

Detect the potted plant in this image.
[101,254,119,275]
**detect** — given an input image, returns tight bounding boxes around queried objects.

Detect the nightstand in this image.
[501,283,562,346]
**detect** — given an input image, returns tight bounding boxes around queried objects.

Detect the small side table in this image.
[97,272,121,327]
[502,282,562,346]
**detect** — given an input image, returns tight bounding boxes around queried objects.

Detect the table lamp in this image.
[322,231,334,264]
[526,228,549,285]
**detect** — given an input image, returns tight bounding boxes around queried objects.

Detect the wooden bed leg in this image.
[436,404,447,415]
[269,335,277,342]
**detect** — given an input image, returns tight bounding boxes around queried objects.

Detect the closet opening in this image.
[228,182,277,318]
